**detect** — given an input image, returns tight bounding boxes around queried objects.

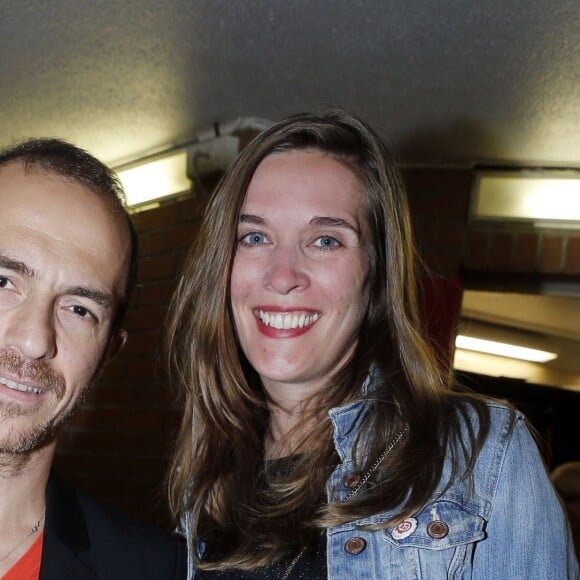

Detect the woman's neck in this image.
[261,377,330,459]
[264,397,320,459]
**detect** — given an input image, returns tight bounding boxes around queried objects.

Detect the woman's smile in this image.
[254,307,321,338]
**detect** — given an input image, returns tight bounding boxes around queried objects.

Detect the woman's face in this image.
[230,150,370,401]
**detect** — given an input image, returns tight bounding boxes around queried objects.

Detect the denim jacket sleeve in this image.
[473,411,579,578]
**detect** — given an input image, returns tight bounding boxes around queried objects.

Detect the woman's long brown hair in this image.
[165,108,490,570]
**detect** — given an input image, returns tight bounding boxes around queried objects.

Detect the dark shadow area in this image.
[397,119,512,167]
[456,370,580,469]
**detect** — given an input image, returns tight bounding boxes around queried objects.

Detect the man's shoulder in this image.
[44,474,186,579]
[74,487,181,548]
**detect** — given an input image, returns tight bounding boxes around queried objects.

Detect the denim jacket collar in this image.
[327,368,380,462]
[328,399,369,463]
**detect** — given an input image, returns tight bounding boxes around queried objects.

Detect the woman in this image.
[166,109,577,578]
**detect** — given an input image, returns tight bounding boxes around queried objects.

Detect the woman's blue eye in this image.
[241,232,267,245]
[314,236,339,249]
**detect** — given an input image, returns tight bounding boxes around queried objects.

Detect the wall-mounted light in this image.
[455,335,557,363]
[472,170,580,228]
[115,118,270,209]
[117,149,190,208]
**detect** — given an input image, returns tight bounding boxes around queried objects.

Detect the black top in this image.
[196,457,327,579]
[196,543,326,579]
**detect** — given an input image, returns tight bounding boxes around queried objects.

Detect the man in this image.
[0,139,185,579]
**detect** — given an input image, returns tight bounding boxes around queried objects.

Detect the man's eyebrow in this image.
[0,255,35,277]
[309,216,360,235]
[0,254,114,309]
[66,287,114,309]
[238,214,266,225]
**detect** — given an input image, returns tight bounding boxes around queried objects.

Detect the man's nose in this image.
[262,246,310,295]
[3,302,57,360]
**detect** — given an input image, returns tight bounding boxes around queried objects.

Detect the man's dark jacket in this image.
[39,475,186,579]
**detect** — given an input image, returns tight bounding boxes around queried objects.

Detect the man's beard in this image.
[0,349,95,455]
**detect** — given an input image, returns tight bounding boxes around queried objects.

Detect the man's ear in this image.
[105,329,128,363]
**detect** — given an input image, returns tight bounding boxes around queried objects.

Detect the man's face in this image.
[0,162,130,454]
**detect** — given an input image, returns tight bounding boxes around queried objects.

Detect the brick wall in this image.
[465,227,580,275]
[404,168,472,276]
[53,193,207,530]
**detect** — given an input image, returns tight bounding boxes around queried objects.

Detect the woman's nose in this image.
[262,246,309,295]
[3,303,57,360]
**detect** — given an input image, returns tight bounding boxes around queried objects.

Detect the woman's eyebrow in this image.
[309,216,360,235]
[238,214,361,235]
[238,214,266,225]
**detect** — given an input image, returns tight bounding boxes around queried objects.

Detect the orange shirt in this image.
[2,533,43,580]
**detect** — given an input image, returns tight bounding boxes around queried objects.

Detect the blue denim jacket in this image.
[326,399,579,579]
[185,399,579,579]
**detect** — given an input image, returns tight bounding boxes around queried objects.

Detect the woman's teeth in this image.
[257,310,320,330]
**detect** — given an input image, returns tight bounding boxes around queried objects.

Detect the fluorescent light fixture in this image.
[455,335,557,363]
[472,170,580,226]
[117,149,190,207]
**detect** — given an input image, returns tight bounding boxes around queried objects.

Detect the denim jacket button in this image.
[427,520,449,539]
[343,472,362,489]
[344,537,367,554]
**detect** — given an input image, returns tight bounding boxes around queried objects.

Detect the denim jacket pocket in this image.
[382,499,486,579]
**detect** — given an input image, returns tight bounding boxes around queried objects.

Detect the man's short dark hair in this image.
[0,138,138,329]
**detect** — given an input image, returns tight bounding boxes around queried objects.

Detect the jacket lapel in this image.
[39,474,95,580]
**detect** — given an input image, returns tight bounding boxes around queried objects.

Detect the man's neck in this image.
[0,443,54,523]
[0,443,53,575]
[0,442,55,577]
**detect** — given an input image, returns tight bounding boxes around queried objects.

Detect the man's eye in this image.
[313,236,340,249]
[71,305,94,319]
[0,276,14,289]
[240,232,267,246]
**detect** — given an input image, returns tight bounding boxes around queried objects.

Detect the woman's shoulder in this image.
[441,395,543,505]
[447,392,523,441]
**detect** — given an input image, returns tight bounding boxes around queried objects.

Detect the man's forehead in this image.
[0,160,93,198]
[0,163,129,281]
[0,161,122,227]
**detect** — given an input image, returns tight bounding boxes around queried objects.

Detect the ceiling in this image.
[1,0,579,389]
[1,0,578,169]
